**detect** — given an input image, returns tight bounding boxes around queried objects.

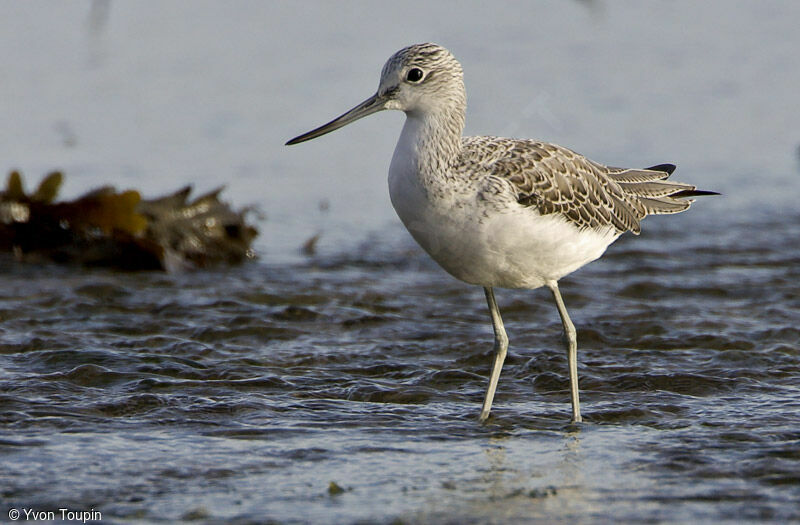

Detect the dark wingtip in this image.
[645,163,676,175]
[673,189,721,198]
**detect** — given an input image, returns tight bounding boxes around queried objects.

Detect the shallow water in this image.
[2,212,799,523]
[2,2,800,524]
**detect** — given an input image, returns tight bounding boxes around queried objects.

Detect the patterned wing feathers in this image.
[466,137,707,235]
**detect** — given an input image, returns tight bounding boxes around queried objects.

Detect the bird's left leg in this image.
[547,281,582,423]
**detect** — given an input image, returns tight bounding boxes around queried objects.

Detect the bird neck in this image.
[401,103,466,178]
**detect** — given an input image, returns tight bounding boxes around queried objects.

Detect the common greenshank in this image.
[287,43,715,423]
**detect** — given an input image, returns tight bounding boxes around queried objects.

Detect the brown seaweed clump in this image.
[0,170,258,271]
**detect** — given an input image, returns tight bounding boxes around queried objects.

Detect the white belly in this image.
[388,161,619,290]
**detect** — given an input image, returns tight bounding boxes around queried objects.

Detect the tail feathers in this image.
[617,180,696,198]
[610,163,718,216]
[637,186,718,216]
[608,170,670,184]
[638,196,692,215]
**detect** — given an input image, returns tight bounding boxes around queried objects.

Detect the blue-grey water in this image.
[2,2,799,524]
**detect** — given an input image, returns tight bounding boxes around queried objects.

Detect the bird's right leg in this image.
[479,286,509,422]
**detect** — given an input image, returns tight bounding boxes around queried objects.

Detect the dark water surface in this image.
[3,2,800,524]
[2,210,799,523]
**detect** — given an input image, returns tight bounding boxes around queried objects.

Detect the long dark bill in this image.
[286,93,384,145]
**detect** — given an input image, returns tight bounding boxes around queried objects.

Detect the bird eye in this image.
[406,68,424,82]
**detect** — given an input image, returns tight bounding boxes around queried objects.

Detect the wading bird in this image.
[287,43,715,423]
